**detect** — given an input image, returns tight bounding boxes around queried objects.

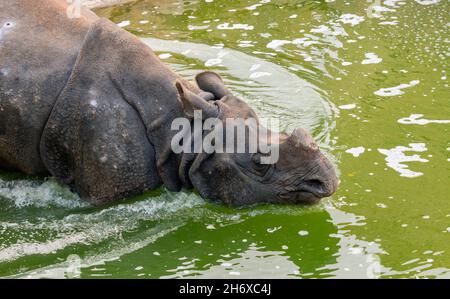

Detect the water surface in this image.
[0,0,449,278]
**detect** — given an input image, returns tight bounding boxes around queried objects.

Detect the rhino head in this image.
[174,71,339,205]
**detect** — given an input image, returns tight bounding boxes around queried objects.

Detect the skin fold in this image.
[0,0,338,205]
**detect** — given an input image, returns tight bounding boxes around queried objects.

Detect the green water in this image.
[0,0,449,278]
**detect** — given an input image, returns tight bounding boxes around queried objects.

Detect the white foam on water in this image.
[398,114,450,125]
[267,226,282,233]
[345,147,366,157]
[311,25,332,34]
[384,0,407,8]
[158,53,172,59]
[362,53,382,65]
[266,39,291,50]
[245,0,271,11]
[414,0,441,5]
[374,80,420,97]
[217,23,254,30]
[165,245,298,279]
[9,224,180,279]
[310,24,346,36]
[205,58,222,66]
[188,24,209,30]
[338,14,365,26]
[298,230,309,236]
[379,20,399,25]
[339,103,357,110]
[0,232,90,263]
[378,143,429,178]
[0,190,204,263]
[0,178,85,209]
[117,20,130,28]
[371,5,396,13]
[249,72,272,79]
[249,64,261,72]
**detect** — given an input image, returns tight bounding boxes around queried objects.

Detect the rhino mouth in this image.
[278,180,332,204]
[276,178,336,204]
[277,191,322,205]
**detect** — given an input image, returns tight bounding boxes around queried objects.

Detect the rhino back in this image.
[0,0,96,174]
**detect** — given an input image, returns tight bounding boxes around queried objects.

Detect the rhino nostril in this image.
[301,179,331,197]
[304,179,323,190]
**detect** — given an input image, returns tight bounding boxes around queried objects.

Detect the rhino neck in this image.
[103,20,208,192]
[81,18,205,192]
[116,73,203,192]
[114,70,202,192]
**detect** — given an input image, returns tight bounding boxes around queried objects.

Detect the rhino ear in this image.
[175,80,219,119]
[195,71,230,99]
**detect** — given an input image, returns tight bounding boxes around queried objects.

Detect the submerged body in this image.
[0,0,338,205]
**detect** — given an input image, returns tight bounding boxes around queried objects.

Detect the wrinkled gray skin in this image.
[0,0,338,205]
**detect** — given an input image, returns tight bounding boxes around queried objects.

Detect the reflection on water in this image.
[1,0,449,278]
[140,36,336,144]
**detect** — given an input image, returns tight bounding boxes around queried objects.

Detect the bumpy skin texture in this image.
[0,0,97,174]
[40,18,194,203]
[1,0,339,205]
[41,20,161,202]
[0,0,192,203]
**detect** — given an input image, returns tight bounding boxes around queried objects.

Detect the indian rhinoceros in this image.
[0,0,338,205]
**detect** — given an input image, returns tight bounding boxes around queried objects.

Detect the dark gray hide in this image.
[0,0,199,204]
[0,0,339,205]
[0,0,96,174]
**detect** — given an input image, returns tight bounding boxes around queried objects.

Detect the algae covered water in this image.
[0,0,449,278]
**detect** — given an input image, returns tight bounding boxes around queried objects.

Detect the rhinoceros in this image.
[0,0,338,205]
